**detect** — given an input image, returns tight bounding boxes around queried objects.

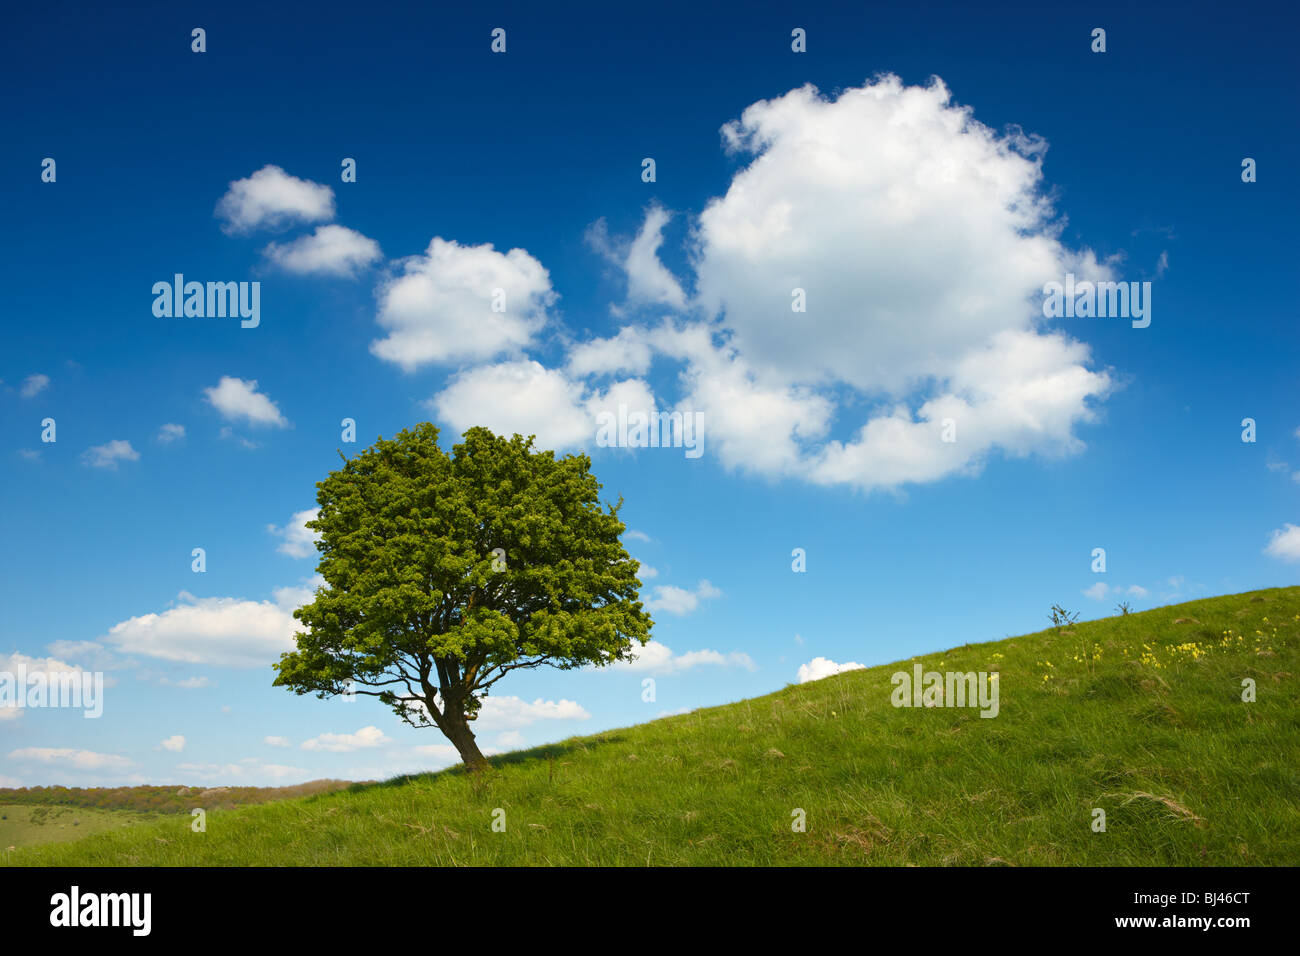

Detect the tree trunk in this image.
[443,712,490,773]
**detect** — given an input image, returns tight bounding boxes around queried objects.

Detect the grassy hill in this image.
[9,586,1298,866]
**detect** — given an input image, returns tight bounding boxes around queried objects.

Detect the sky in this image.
[1,0,1297,787]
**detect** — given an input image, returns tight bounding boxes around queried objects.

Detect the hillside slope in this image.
[11,587,1299,866]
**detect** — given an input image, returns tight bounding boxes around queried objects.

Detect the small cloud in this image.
[301,726,389,752]
[204,377,289,428]
[157,423,186,443]
[20,374,49,398]
[8,747,133,771]
[263,736,292,748]
[160,735,186,753]
[268,508,321,558]
[473,696,591,732]
[218,426,261,450]
[1264,524,1300,563]
[158,676,212,689]
[215,165,335,234]
[636,562,658,580]
[17,449,41,462]
[614,641,756,675]
[797,657,866,684]
[642,580,722,616]
[264,225,382,277]
[81,440,139,470]
[1084,582,1149,601]
[625,530,653,543]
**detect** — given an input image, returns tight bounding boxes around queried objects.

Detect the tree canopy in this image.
[272,424,652,771]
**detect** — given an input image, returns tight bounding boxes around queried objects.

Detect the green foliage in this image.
[272,424,652,769]
[1048,603,1080,630]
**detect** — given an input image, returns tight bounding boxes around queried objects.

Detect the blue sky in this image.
[2,0,1297,786]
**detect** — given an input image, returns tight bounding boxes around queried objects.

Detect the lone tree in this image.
[273,424,652,772]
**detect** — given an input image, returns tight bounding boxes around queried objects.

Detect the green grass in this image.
[10,587,1299,866]
[0,804,166,852]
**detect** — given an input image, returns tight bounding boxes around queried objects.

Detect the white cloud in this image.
[20,374,49,398]
[587,204,687,310]
[612,640,755,674]
[204,376,289,428]
[642,579,722,616]
[566,326,654,378]
[301,726,389,752]
[264,224,382,277]
[625,530,653,543]
[159,676,211,689]
[81,440,139,470]
[797,657,866,683]
[9,747,132,771]
[432,361,591,449]
[268,508,321,558]
[175,758,308,784]
[636,562,658,580]
[157,423,186,443]
[271,576,325,611]
[160,735,186,752]
[1264,524,1300,562]
[430,360,655,452]
[104,590,306,668]
[263,736,292,748]
[538,76,1112,492]
[1083,582,1149,601]
[215,165,335,234]
[473,696,590,732]
[0,652,105,721]
[805,330,1111,491]
[648,322,833,477]
[696,77,1103,390]
[1,651,96,680]
[371,237,556,369]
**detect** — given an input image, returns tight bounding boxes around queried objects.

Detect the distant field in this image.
[0,804,167,851]
[0,779,360,815]
[8,587,1299,866]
